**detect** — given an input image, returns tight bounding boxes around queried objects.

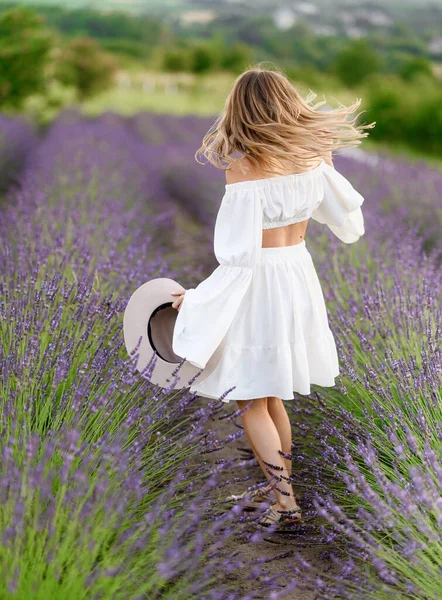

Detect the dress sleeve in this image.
[311,162,365,244]
[172,186,262,369]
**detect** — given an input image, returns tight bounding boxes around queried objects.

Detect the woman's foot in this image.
[224,481,276,510]
[257,500,302,529]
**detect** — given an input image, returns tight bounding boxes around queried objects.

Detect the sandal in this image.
[223,482,276,510]
[256,503,303,530]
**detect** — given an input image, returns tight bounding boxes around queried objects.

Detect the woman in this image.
[170,64,375,529]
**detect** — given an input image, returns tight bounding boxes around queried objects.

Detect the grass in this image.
[82,72,236,117]
[82,87,219,116]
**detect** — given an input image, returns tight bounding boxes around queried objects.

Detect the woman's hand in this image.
[171,290,186,312]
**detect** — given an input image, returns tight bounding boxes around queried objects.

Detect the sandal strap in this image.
[260,506,281,522]
[252,485,274,498]
[225,484,274,502]
[258,504,302,527]
[277,504,302,515]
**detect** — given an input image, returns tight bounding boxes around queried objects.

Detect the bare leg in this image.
[236,397,298,511]
[267,396,293,477]
[243,397,292,480]
[242,422,272,484]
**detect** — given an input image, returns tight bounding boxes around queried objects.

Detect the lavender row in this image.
[0,115,289,599]
[0,114,36,194]
[297,214,441,598]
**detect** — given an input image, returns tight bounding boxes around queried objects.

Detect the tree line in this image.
[0,4,441,156]
[0,7,117,110]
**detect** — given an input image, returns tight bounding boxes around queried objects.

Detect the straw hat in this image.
[123,278,223,389]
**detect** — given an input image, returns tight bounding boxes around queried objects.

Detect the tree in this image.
[162,48,189,72]
[0,7,53,109]
[399,56,434,82]
[364,74,405,141]
[332,38,384,87]
[56,37,118,100]
[189,44,215,74]
[219,42,253,73]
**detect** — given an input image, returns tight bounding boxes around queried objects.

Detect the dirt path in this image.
[194,392,344,599]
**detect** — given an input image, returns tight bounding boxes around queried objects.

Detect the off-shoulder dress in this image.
[172,158,365,402]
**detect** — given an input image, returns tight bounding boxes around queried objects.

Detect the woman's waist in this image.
[262,219,309,247]
[216,239,310,269]
[259,239,309,263]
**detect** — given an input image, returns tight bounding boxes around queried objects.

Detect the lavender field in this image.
[0,111,441,600]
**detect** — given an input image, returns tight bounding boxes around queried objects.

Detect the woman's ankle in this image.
[277,497,297,508]
[276,499,301,514]
[276,489,299,508]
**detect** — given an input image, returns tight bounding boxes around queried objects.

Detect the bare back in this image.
[225,153,333,248]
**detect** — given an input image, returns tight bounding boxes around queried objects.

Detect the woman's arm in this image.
[171,184,263,369]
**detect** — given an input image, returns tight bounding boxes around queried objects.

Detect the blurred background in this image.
[1,0,442,161]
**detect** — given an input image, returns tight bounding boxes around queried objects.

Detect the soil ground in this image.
[190,392,343,600]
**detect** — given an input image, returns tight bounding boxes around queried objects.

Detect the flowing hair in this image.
[195,62,376,176]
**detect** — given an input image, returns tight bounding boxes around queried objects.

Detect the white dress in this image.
[172,158,365,402]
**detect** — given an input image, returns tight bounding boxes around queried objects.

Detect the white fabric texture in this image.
[311,161,365,243]
[188,242,340,401]
[172,159,365,399]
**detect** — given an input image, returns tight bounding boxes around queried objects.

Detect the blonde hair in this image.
[195,63,376,176]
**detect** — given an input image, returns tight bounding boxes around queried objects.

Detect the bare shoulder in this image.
[225,156,256,185]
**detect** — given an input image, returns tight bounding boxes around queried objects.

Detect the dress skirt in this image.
[189,240,340,402]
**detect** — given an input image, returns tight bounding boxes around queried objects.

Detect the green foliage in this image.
[56,37,119,100]
[285,64,341,92]
[189,43,216,74]
[10,4,165,45]
[399,56,434,81]
[218,42,252,73]
[407,82,442,154]
[231,14,276,53]
[365,73,442,154]
[273,21,325,68]
[161,39,253,74]
[332,38,385,87]
[0,7,53,109]
[0,6,121,114]
[387,21,427,55]
[24,81,77,124]
[162,47,189,73]
[100,38,151,60]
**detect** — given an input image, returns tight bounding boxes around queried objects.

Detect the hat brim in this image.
[123,277,223,390]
